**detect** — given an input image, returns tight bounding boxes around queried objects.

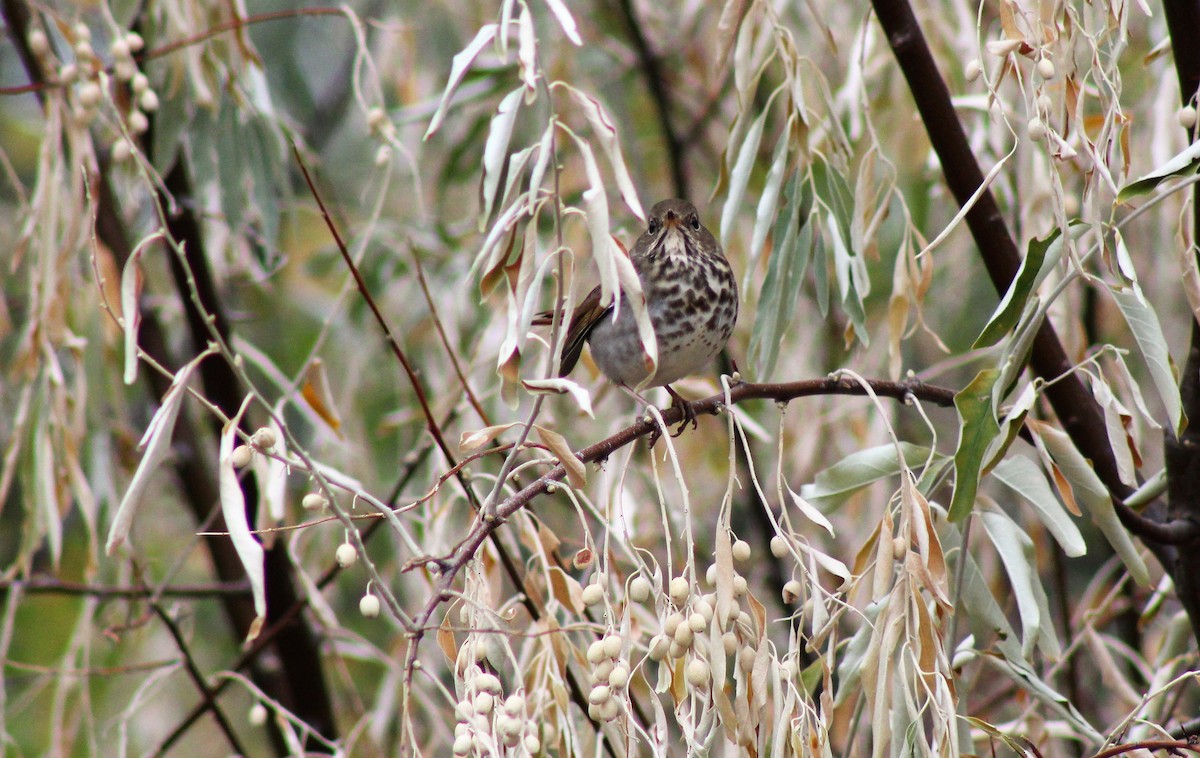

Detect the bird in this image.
[557,198,738,436]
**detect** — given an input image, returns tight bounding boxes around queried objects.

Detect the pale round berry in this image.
[454,700,473,720]
[475,672,502,695]
[602,634,622,659]
[770,535,788,558]
[581,583,605,606]
[964,59,981,82]
[128,109,149,135]
[131,72,149,94]
[524,735,541,752]
[335,542,357,568]
[248,702,268,726]
[1178,105,1198,130]
[497,715,521,742]
[672,622,694,648]
[732,575,748,597]
[27,29,49,58]
[738,645,756,672]
[648,634,669,661]
[502,694,524,715]
[73,23,91,42]
[124,32,144,52]
[593,659,614,682]
[695,598,714,623]
[705,564,718,586]
[59,63,78,83]
[588,685,611,705]
[608,665,629,689]
[722,631,738,655]
[111,38,130,60]
[1036,56,1055,79]
[251,427,277,450]
[367,106,387,130]
[77,81,102,108]
[586,639,606,664]
[892,536,907,560]
[782,580,802,604]
[669,640,686,659]
[685,658,709,687]
[302,493,328,510]
[628,575,652,603]
[663,612,683,638]
[112,139,133,163]
[473,692,494,714]
[230,444,254,468]
[688,612,706,633]
[669,576,690,604]
[1028,118,1047,141]
[139,89,159,112]
[452,734,473,756]
[74,40,95,62]
[596,697,619,721]
[114,60,136,81]
[732,539,751,562]
[359,593,380,617]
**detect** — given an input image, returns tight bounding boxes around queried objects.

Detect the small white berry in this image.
[251,427,277,450]
[685,658,709,687]
[367,106,387,130]
[669,576,690,604]
[608,665,629,688]
[964,59,981,82]
[111,39,130,60]
[475,672,502,695]
[663,612,682,638]
[359,593,380,618]
[738,645,756,672]
[688,612,707,632]
[705,564,718,586]
[524,735,541,752]
[335,542,357,568]
[593,659,614,682]
[74,40,95,62]
[732,539,752,562]
[452,733,473,755]
[114,60,136,82]
[502,694,524,715]
[586,639,607,664]
[27,29,49,58]
[596,697,619,721]
[112,140,132,163]
[892,536,907,560]
[782,580,802,604]
[1036,56,1055,79]
[732,575,748,597]
[473,692,494,714]
[581,583,605,606]
[77,81,102,108]
[648,634,669,661]
[59,63,78,83]
[302,493,328,510]
[248,702,268,726]
[73,22,91,42]
[128,109,149,135]
[131,72,149,94]
[770,536,788,558]
[588,685,611,705]
[628,575,652,603]
[722,631,738,655]
[672,622,694,648]
[1179,105,1198,130]
[601,634,622,659]
[1027,118,1047,141]
[124,32,144,52]
[139,88,159,112]
[695,598,714,623]
[230,444,254,468]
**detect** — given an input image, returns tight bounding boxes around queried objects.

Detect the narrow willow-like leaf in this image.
[480,88,523,230]
[218,401,266,643]
[975,227,1064,348]
[799,442,938,510]
[1117,138,1200,201]
[992,455,1085,557]
[721,107,769,248]
[1030,420,1149,585]
[747,117,793,280]
[749,172,811,379]
[949,369,1000,522]
[425,24,499,139]
[1110,231,1184,434]
[979,503,1044,659]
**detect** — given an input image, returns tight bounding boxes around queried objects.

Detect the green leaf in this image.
[948,369,1000,522]
[749,173,812,379]
[979,503,1055,659]
[1109,232,1184,434]
[975,228,1063,348]
[992,455,1085,557]
[1117,138,1200,202]
[800,442,939,510]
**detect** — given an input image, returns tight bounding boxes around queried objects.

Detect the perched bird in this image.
[558,198,738,434]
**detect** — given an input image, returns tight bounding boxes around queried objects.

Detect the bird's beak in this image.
[662,211,681,231]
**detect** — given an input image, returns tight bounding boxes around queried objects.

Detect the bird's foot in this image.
[664,385,698,438]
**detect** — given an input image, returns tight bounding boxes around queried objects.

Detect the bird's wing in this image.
[558,285,612,377]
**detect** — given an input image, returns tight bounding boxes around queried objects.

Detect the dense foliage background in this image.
[2,0,1199,755]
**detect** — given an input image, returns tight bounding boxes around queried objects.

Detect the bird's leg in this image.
[615,384,675,447]
[663,385,698,437]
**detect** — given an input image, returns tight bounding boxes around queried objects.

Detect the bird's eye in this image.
[689,216,701,231]
[648,218,661,234]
